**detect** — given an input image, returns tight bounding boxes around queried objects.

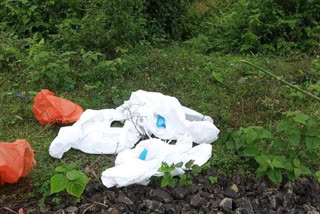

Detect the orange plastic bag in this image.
[32,89,84,124]
[0,140,36,185]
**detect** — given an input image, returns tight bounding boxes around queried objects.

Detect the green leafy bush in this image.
[189,0,320,54]
[50,163,88,198]
[227,111,320,183]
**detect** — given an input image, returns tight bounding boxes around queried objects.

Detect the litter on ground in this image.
[0,140,36,185]
[33,89,84,125]
[48,90,220,187]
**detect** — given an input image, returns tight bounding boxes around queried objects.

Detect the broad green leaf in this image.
[212,72,224,83]
[244,128,258,144]
[288,134,300,146]
[294,167,303,178]
[185,160,195,169]
[272,156,287,169]
[161,177,169,187]
[243,146,260,157]
[267,168,282,184]
[66,170,86,181]
[276,120,291,132]
[256,127,273,139]
[255,155,269,172]
[50,174,68,194]
[175,162,183,168]
[294,166,311,178]
[306,136,318,151]
[293,158,301,167]
[66,176,88,198]
[293,113,309,125]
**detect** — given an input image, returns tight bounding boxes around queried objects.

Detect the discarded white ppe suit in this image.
[101,135,212,188]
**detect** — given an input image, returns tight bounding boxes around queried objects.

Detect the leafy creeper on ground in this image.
[50,163,88,198]
[226,111,319,184]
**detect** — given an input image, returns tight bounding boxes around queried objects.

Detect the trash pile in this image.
[1,89,219,187]
[49,90,220,187]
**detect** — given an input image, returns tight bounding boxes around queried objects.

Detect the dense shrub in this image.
[192,0,320,54]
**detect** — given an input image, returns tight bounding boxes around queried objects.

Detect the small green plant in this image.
[208,176,218,184]
[227,111,319,184]
[50,163,88,198]
[158,160,202,187]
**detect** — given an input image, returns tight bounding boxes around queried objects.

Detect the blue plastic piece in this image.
[138,149,148,160]
[156,115,166,128]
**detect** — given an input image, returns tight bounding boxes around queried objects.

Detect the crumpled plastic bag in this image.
[0,140,36,185]
[101,135,212,188]
[116,90,219,144]
[49,109,141,159]
[32,89,84,124]
[49,90,219,159]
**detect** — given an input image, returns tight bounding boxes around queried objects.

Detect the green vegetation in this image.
[226,111,319,184]
[0,0,319,206]
[50,163,88,198]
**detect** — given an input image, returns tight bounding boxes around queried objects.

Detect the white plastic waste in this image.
[49,109,141,158]
[117,90,220,144]
[101,135,212,188]
[49,90,219,160]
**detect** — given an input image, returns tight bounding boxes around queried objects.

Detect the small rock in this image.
[303,205,317,212]
[223,185,240,198]
[107,191,116,202]
[164,204,176,214]
[55,209,66,214]
[252,198,259,210]
[190,194,203,207]
[107,208,119,214]
[65,206,78,214]
[116,194,134,205]
[234,197,254,214]
[231,184,239,193]
[219,197,233,211]
[172,187,192,199]
[200,191,214,199]
[40,205,51,213]
[149,189,172,203]
[143,199,164,214]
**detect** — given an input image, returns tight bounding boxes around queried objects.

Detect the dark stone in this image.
[200,191,214,199]
[149,189,172,203]
[190,194,203,207]
[223,186,240,199]
[143,199,164,214]
[172,187,192,199]
[219,197,233,211]
[257,182,268,194]
[210,199,221,208]
[234,197,254,214]
[251,198,259,211]
[107,191,116,202]
[116,193,134,205]
[164,204,177,214]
